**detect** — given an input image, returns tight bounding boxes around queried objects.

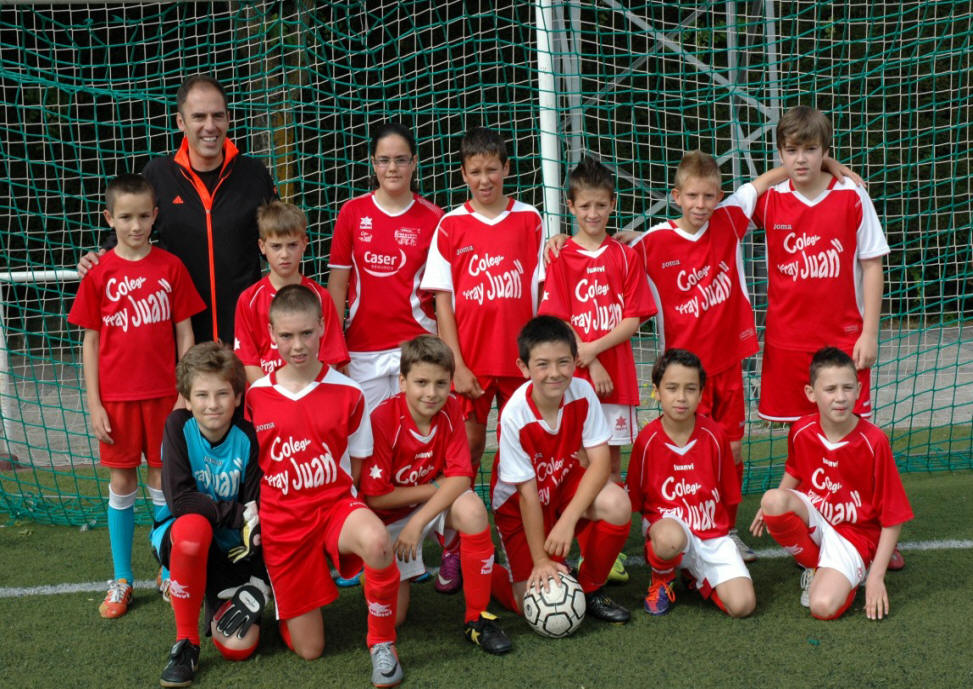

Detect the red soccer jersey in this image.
[626,414,740,540]
[328,192,442,352]
[245,365,372,546]
[491,378,611,520]
[631,185,760,376]
[785,414,913,564]
[233,274,349,375]
[752,177,889,351]
[539,237,656,405]
[420,199,544,378]
[359,393,473,524]
[68,247,204,401]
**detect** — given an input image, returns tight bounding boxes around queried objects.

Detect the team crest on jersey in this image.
[360,216,373,230]
[393,227,419,247]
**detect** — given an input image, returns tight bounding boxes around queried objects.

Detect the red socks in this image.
[459,528,495,623]
[363,562,399,647]
[490,565,520,613]
[763,511,820,569]
[168,513,213,645]
[577,520,629,593]
[645,538,682,583]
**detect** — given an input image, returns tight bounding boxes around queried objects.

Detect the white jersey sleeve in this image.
[852,183,890,259]
[725,182,759,219]
[497,394,538,485]
[419,221,454,293]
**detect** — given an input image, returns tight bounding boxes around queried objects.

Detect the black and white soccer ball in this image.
[522,572,586,638]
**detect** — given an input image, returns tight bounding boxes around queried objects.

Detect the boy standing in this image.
[751,106,888,424]
[750,347,912,620]
[490,316,632,625]
[360,335,511,654]
[245,284,403,688]
[68,174,204,618]
[626,152,829,560]
[234,200,348,384]
[420,126,544,592]
[627,349,755,618]
[539,157,656,484]
[152,342,267,687]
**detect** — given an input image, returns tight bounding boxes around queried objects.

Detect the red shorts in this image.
[494,468,589,583]
[698,363,746,442]
[758,344,871,422]
[262,496,368,621]
[462,375,523,425]
[98,396,175,468]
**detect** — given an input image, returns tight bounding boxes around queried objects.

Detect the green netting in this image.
[0,1,969,526]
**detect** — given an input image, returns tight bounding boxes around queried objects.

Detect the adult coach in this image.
[79,75,277,344]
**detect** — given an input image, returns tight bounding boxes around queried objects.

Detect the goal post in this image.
[0,1,969,525]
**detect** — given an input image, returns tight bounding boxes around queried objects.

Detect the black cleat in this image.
[585,588,631,624]
[464,611,513,654]
[160,638,200,688]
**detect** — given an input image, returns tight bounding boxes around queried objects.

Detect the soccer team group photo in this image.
[68,72,911,688]
[2,4,969,689]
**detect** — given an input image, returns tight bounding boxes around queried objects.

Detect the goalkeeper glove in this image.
[214,576,270,638]
[228,501,261,564]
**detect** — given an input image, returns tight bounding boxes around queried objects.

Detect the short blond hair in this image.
[673,150,721,190]
[777,106,832,152]
[257,200,307,239]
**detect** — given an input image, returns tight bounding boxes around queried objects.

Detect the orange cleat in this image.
[99,579,133,618]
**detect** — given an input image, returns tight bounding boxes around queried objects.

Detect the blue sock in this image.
[107,488,137,582]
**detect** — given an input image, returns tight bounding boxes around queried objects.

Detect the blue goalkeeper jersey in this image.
[151,409,261,553]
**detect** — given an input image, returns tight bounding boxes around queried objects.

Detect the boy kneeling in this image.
[152,342,267,687]
[360,335,511,654]
[245,284,403,687]
[750,347,913,620]
[628,349,755,617]
[490,316,632,625]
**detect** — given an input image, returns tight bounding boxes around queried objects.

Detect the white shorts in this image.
[789,489,867,588]
[602,403,638,446]
[386,504,458,581]
[642,516,751,596]
[348,349,401,414]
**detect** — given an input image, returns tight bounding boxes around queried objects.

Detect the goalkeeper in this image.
[150,342,267,688]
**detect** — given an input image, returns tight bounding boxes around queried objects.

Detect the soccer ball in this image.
[522,572,586,638]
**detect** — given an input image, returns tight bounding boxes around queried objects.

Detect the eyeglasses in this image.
[373,156,414,168]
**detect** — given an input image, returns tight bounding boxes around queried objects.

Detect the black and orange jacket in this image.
[143,137,276,344]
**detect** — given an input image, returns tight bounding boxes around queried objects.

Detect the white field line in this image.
[0,539,970,599]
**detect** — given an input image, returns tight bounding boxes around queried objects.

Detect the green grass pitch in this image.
[0,471,971,689]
